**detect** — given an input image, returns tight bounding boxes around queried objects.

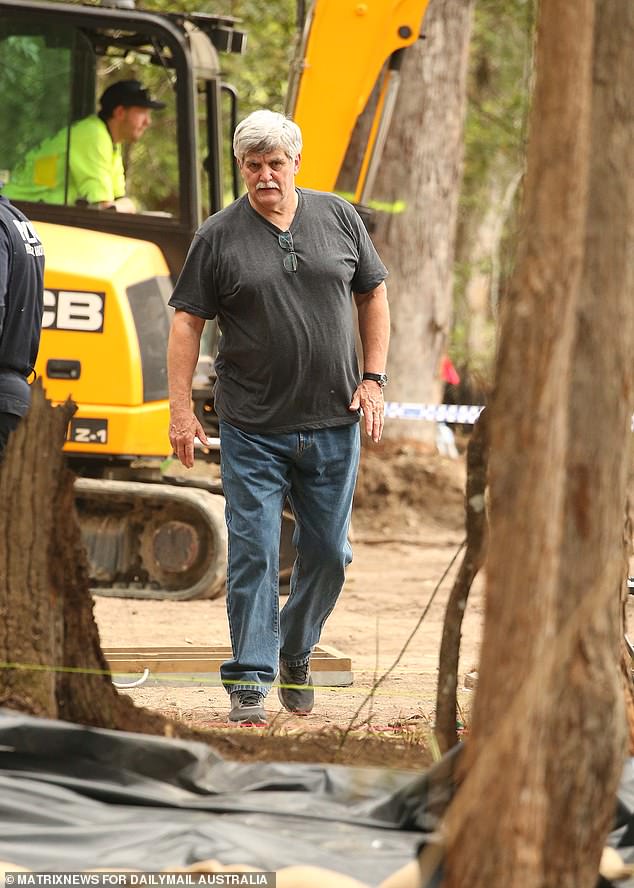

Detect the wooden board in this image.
[103,643,353,687]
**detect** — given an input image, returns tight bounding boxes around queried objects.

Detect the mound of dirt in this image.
[354,440,466,534]
[155,720,434,771]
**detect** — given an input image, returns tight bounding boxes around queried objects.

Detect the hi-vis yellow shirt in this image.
[4,115,125,206]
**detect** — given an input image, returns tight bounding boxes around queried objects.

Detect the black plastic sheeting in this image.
[0,710,454,885]
[4,710,634,886]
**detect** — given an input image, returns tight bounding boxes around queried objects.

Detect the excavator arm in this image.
[288,0,431,201]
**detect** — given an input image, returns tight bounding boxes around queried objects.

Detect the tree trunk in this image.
[0,384,175,734]
[443,0,634,885]
[435,408,489,754]
[360,0,474,441]
[455,164,520,370]
[460,173,505,362]
[539,0,634,874]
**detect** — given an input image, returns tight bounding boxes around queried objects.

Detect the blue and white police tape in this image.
[384,402,485,424]
[193,405,486,450]
[196,403,634,443]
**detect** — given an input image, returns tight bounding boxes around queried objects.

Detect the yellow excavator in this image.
[0,0,430,600]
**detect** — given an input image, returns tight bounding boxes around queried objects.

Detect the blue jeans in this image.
[219,420,361,695]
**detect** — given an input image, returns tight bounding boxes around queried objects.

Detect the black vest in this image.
[0,196,45,413]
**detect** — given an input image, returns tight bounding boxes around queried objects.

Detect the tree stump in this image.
[0,383,173,734]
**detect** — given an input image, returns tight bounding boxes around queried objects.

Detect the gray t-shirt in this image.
[169,188,388,434]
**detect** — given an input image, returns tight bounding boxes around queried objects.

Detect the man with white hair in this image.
[167,110,390,725]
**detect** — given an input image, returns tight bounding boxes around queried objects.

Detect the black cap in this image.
[100,79,166,115]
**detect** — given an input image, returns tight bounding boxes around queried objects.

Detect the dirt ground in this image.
[94,441,485,768]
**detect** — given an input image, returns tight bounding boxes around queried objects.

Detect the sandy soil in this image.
[93,442,485,766]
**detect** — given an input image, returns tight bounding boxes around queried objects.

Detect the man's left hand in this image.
[349,380,384,443]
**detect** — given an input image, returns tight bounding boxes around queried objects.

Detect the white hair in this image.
[233,110,303,163]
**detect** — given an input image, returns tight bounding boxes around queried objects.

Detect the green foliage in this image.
[132,0,297,211]
[142,0,296,115]
[462,0,534,203]
[220,0,297,115]
[452,0,535,377]
[0,30,73,173]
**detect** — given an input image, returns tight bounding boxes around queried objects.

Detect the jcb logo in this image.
[43,290,105,333]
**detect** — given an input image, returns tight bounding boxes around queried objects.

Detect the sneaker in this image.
[277,659,314,714]
[228,690,267,725]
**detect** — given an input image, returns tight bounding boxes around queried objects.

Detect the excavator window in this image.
[0,20,79,191]
[0,2,246,276]
[0,16,178,216]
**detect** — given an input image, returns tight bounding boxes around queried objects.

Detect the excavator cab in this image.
[0,1,244,269]
[0,1,248,599]
[0,0,432,600]
[0,1,245,462]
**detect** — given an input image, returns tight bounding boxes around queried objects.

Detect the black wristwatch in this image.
[362,372,388,387]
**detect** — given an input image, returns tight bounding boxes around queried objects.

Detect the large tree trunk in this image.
[443,0,634,885]
[539,0,633,874]
[343,0,474,441]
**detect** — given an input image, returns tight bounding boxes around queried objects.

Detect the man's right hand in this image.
[113,196,136,213]
[169,407,207,469]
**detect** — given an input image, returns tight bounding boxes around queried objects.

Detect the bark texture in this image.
[0,384,173,734]
[540,1,634,875]
[0,385,64,715]
[443,0,634,885]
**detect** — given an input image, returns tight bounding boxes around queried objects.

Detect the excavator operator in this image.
[4,79,165,212]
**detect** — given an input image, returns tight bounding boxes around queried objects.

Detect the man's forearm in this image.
[167,311,207,468]
[355,282,390,373]
[167,311,205,411]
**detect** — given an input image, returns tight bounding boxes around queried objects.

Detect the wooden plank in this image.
[105,645,343,659]
[103,643,352,683]
[104,651,349,667]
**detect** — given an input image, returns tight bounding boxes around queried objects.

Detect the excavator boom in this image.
[289,0,431,196]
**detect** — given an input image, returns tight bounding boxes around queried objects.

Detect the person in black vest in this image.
[0,194,45,454]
